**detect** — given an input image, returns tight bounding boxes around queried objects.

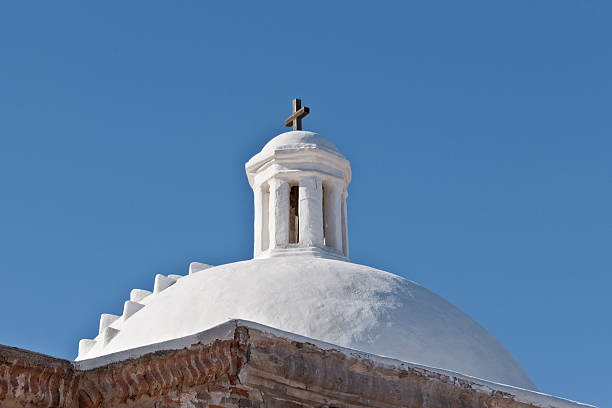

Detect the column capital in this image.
[267,177,289,189]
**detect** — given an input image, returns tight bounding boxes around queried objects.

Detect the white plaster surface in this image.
[130,289,151,302]
[298,176,324,246]
[101,327,119,346]
[78,339,95,356]
[189,262,213,275]
[98,313,118,335]
[323,180,343,252]
[246,131,351,258]
[76,256,536,391]
[268,178,289,249]
[259,130,341,156]
[122,300,144,320]
[153,274,176,293]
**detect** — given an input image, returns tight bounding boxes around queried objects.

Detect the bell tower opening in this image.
[289,185,299,244]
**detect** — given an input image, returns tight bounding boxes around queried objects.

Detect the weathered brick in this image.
[0,325,559,408]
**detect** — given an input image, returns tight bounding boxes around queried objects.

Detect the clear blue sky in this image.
[0,2,609,406]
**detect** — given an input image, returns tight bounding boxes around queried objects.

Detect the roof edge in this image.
[71,319,595,408]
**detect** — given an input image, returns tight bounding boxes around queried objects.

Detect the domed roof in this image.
[77,257,536,390]
[260,130,341,155]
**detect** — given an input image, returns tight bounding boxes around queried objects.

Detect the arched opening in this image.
[289,185,299,244]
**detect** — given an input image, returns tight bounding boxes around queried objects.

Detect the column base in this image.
[256,245,348,261]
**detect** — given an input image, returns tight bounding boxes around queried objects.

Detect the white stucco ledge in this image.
[74,319,596,408]
[189,261,213,274]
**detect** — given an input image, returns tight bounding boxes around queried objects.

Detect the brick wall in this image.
[0,325,558,408]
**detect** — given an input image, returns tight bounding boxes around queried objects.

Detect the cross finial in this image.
[284,98,310,131]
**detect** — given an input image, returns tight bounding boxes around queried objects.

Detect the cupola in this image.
[245,99,351,259]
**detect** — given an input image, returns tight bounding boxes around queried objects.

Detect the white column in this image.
[324,180,344,253]
[253,184,263,257]
[341,190,349,258]
[299,176,324,247]
[268,178,289,249]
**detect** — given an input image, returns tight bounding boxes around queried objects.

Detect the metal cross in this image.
[284,98,310,131]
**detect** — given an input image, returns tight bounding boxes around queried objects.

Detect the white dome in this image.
[78,257,536,390]
[260,131,341,155]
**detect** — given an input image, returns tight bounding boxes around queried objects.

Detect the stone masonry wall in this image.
[0,325,562,408]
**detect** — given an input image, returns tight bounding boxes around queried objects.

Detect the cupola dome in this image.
[260,130,341,155]
[75,99,536,392]
[246,130,351,259]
